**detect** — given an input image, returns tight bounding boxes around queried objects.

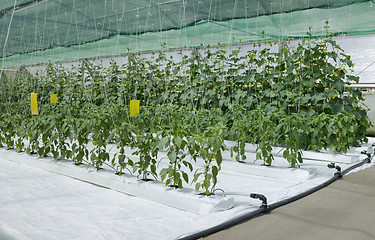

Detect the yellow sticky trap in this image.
[50,94,57,104]
[130,100,140,117]
[30,93,38,115]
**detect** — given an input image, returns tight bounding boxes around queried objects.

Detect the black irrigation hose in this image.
[341,150,373,175]
[342,160,367,175]
[268,173,340,210]
[177,208,266,240]
[177,155,373,240]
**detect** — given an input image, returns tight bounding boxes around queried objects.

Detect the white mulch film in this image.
[1,137,375,240]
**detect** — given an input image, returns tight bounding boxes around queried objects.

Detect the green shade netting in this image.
[1,0,374,67]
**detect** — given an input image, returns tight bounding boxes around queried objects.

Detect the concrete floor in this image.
[204,166,375,240]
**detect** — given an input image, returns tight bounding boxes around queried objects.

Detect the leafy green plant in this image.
[192,123,226,196]
[2,113,18,149]
[112,121,134,175]
[15,123,26,152]
[53,116,73,160]
[229,109,248,163]
[276,113,306,167]
[132,131,160,181]
[89,109,113,170]
[71,118,91,165]
[0,117,4,148]
[36,116,55,158]
[25,117,41,154]
[159,123,193,189]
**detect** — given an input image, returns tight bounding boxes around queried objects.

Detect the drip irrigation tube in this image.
[177,155,373,240]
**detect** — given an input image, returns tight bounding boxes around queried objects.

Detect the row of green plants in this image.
[0,103,228,195]
[0,32,371,195]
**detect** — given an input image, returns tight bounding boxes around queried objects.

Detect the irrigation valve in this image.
[250,193,268,210]
[327,163,342,178]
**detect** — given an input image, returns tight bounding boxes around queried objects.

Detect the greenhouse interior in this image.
[1,1,375,239]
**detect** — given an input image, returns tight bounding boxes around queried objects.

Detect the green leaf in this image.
[160,168,168,181]
[212,166,218,178]
[174,136,183,149]
[215,151,223,165]
[200,148,208,158]
[354,109,366,120]
[158,137,168,149]
[166,179,171,186]
[174,172,181,184]
[329,101,343,113]
[118,154,126,163]
[182,172,189,183]
[283,150,289,159]
[203,178,210,191]
[213,138,223,151]
[195,183,201,192]
[183,161,193,172]
[90,152,96,161]
[240,141,245,150]
[167,151,177,162]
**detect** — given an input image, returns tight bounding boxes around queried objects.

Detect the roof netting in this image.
[1,0,375,67]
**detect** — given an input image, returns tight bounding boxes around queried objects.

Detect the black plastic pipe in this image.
[177,156,372,240]
[268,172,340,210]
[177,208,266,240]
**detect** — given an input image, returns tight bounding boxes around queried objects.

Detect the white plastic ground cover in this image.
[1,138,374,240]
[0,149,233,215]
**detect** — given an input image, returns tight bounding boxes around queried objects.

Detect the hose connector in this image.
[361,150,372,163]
[327,163,342,178]
[250,193,268,210]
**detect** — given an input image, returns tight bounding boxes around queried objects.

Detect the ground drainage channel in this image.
[177,151,374,240]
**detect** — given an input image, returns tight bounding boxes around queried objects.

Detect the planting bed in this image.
[1,139,374,239]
